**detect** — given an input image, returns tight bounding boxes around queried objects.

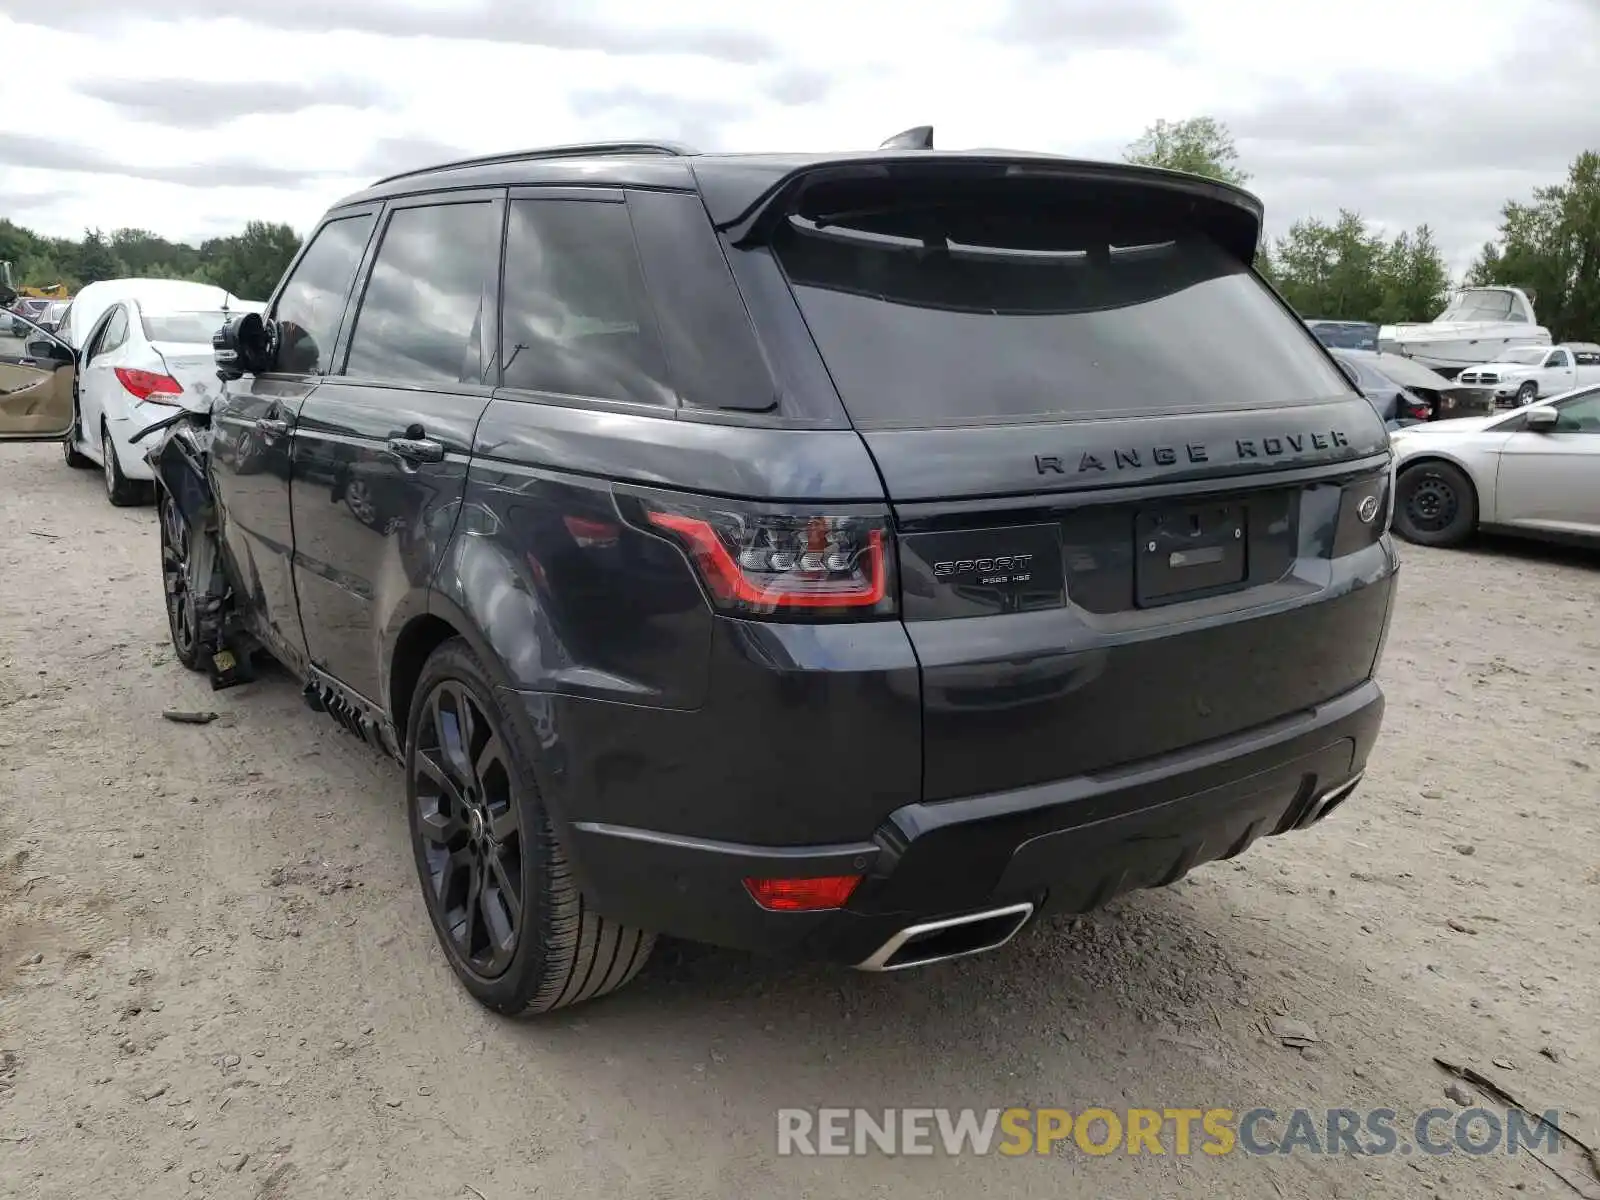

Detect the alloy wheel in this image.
[412,681,523,980]
[158,493,198,657]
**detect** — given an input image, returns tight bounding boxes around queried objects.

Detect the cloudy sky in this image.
[1,0,1596,275]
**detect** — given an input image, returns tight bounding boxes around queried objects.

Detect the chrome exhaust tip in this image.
[856,901,1035,972]
[1305,771,1365,826]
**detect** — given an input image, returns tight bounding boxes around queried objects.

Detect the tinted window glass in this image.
[142,311,230,344]
[274,213,377,375]
[774,218,1348,426]
[500,199,674,406]
[1309,322,1380,351]
[345,202,495,385]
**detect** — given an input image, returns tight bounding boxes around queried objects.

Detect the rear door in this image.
[762,167,1393,800]
[210,207,379,667]
[77,304,129,458]
[289,189,502,704]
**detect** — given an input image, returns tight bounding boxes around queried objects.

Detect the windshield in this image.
[140,311,231,344]
[1499,347,1547,365]
[1435,289,1514,323]
[774,215,1346,426]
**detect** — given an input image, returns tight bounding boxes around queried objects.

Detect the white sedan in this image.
[62,284,258,505]
[1389,384,1600,548]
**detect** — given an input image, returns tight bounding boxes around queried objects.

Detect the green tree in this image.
[69,228,126,286]
[1466,150,1600,342]
[1375,225,1450,324]
[199,221,301,299]
[1124,117,1250,187]
[1267,210,1448,322]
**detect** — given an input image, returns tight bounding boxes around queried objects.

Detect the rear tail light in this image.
[622,493,896,619]
[115,367,183,405]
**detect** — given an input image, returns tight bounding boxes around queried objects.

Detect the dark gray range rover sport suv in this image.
[0,136,1398,1014]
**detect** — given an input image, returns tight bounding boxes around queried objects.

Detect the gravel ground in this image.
[1,441,1596,1200]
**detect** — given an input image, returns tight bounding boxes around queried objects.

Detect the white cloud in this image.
[0,0,1595,277]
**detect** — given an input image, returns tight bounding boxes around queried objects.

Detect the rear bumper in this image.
[557,677,1385,966]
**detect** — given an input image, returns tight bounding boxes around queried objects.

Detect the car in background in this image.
[1389,384,1600,547]
[34,301,68,335]
[1330,348,1495,425]
[1456,342,1600,407]
[1329,349,1431,430]
[9,298,51,337]
[1306,319,1380,351]
[61,284,260,504]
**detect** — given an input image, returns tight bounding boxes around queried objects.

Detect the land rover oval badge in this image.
[1358,494,1380,523]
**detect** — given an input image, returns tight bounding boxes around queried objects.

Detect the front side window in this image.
[1553,390,1600,432]
[344,201,496,386]
[273,212,377,376]
[1547,350,1571,369]
[499,199,674,406]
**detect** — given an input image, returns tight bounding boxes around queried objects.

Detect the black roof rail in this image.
[372,141,699,186]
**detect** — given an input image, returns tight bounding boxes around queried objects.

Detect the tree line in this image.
[4,119,1596,341]
[1126,117,1598,341]
[0,219,302,303]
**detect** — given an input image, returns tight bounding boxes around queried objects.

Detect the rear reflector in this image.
[115,367,183,405]
[744,875,862,912]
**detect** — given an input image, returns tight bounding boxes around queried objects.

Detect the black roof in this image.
[330,141,1266,258]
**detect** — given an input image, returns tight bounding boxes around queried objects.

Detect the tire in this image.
[62,414,92,469]
[158,489,208,671]
[1517,381,1539,406]
[405,638,654,1014]
[1394,460,1477,547]
[101,421,144,507]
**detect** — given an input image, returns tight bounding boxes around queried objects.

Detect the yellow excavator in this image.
[1,261,70,308]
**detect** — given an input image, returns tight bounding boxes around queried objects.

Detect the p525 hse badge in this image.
[933,554,1034,585]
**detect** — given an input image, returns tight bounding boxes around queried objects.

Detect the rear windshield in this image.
[772,209,1347,427]
[142,311,230,344]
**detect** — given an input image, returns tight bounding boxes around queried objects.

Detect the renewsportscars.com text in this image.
[776,1106,1563,1158]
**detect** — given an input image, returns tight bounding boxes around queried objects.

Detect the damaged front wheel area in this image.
[158,489,206,672]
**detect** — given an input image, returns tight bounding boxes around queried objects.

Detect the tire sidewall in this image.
[404,640,552,1013]
[1395,462,1476,546]
[158,491,206,670]
[1517,381,1538,405]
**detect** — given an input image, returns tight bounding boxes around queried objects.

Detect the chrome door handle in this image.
[255,417,289,437]
[387,436,444,464]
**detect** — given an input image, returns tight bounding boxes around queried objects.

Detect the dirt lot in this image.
[1,441,1596,1199]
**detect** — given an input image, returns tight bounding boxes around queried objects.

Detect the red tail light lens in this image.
[115,367,183,405]
[744,875,862,912]
[626,494,896,619]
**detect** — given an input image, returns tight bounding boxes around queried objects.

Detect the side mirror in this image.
[26,337,72,364]
[1524,407,1559,432]
[212,311,276,380]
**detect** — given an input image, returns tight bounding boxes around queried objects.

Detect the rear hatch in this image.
[761,161,1393,801]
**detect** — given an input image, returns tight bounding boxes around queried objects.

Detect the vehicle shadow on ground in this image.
[1468,533,1599,570]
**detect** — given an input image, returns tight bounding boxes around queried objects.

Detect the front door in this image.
[290,191,502,704]
[0,310,74,439]
[210,208,379,667]
[1494,389,1600,537]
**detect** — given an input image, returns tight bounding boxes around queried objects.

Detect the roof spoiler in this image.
[702,154,1265,264]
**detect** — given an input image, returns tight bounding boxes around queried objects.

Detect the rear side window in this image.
[274,212,377,375]
[142,311,229,344]
[100,306,129,354]
[772,202,1349,427]
[345,201,496,385]
[499,199,674,406]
